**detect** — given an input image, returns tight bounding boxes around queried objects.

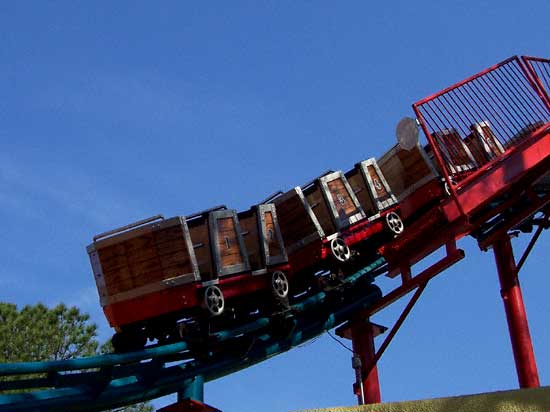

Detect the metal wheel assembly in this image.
[385,211,404,235]
[111,328,146,353]
[330,237,351,262]
[204,285,225,317]
[271,271,289,299]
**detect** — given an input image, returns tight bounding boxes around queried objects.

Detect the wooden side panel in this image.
[239,210,262,271]
[264,210,283,258]
[432,128,477,173]
[366,165,390,199]
[471,121,505,160]
[464,132,488,165]
[346,168,377,216]
[258,203,288,267]
[353,159,397,212]
[305,184,337,235]
[209,210,250,277]
[319,171,366,229]
[216,217,245,268]
[274,188,323,254]
[155,227,196,280]
[378,144,437,199]
[188,218,214,281]
[327,177,359,218]
[95,218,197,299]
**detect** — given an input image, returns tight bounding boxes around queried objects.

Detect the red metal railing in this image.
[412,56,550,197]
[522,56,550,111]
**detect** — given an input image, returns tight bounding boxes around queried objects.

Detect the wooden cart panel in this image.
[318,171,366,230]
[464,121,506,165]
[239,208,262,271]
[378,143,439,200]
[209,209,250,277]
[274,187,324,255]
[304,180,337,235]
[239,204,288,271]
[432,127,477,174]
[187,214,215,282]
[88,216,199,306]
[346,158,397,216]
[258,203,287,266]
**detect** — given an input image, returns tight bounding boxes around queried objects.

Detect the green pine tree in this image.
[0,302,153,412]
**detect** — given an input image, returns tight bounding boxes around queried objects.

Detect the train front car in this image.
[377,143,444,222]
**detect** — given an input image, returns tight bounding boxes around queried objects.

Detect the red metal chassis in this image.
[104,263,290,329]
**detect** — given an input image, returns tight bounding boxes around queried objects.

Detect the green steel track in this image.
[0,258,386,412]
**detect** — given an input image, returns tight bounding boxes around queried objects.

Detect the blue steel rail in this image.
[0,258,386,412]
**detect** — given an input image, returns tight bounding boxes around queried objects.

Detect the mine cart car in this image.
[273,167,403,292]
[88,205,289,352]
[377,140,445,222]
[88,214,201,351]
[344,158,405,243]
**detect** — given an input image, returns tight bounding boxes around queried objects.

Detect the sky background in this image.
[1,2,550,411]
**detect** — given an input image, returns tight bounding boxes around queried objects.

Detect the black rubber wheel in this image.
[111,329,146,353]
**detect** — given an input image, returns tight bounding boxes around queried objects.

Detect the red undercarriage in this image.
[105,208,400,329]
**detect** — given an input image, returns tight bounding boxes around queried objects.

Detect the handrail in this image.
[93,215,164,242]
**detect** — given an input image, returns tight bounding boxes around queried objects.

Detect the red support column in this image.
[350,320,381,405]
[493,236,540,388]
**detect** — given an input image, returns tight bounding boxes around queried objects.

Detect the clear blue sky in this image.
[1,2,550,411]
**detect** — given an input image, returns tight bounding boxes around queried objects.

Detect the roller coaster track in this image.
[0,260,388,411]
[2,55,550,411]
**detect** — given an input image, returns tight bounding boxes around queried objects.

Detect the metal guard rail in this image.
[522,56,550,109]
[412,56,550,212]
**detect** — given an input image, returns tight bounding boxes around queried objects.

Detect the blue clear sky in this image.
[1,2,550,411]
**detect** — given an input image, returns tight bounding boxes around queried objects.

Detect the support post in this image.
[158,375,221,412]
[493,236,540,388]
[177,375,204,403]
[350,319,381,405]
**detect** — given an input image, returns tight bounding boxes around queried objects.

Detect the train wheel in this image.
[330,237,351,262]
[385,212,404,235]
[111,328,146,353]
[271,271,289,299]
[204,285,225,317]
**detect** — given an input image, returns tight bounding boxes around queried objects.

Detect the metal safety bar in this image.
[259,190,284,204]
[93,214,164,242]
[185,205,227,221]
[413,56,550,194]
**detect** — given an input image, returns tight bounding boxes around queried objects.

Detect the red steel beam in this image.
[367,247,464,317]
[350,320,381,405]
[516,215,549,273]
[477,190,550,251]
[363,282,427,378]
[493,236,540,388]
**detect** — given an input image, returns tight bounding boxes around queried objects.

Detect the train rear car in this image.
[87,215,200,350]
